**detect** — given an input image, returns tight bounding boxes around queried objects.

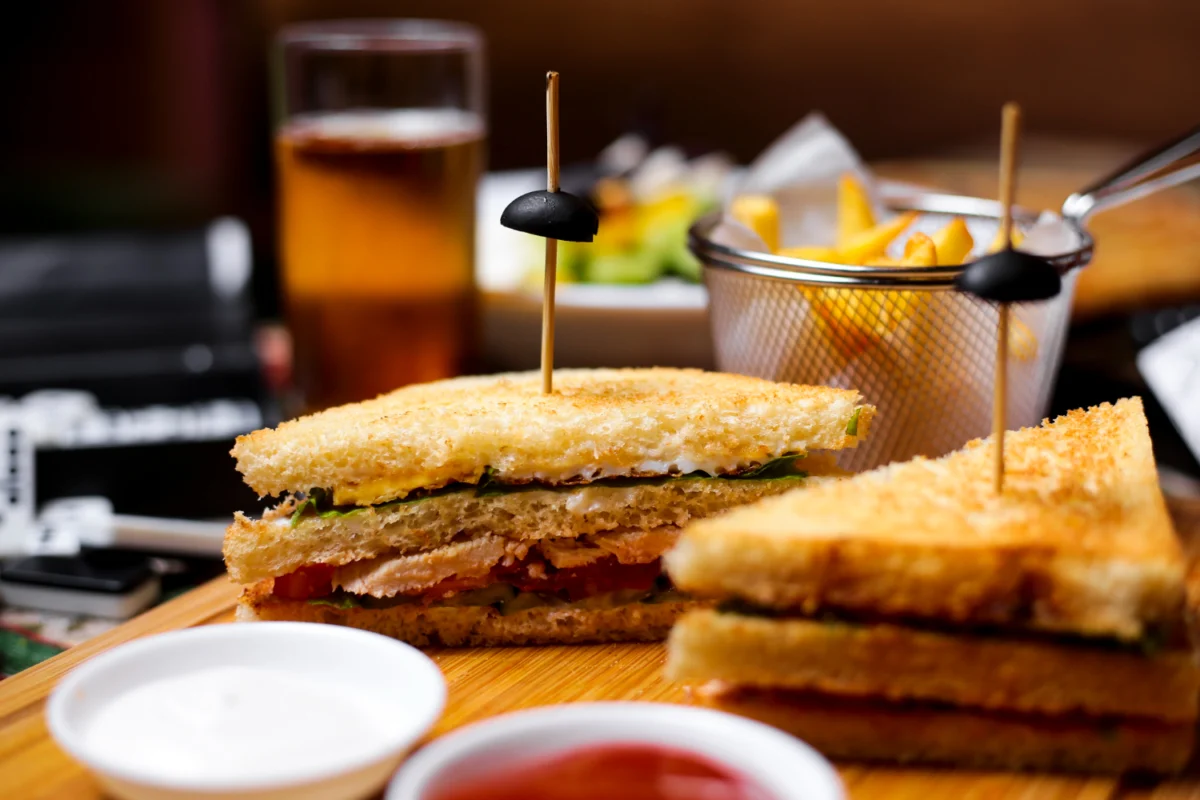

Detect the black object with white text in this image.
[0,552,160,620]
[0,219,276,519]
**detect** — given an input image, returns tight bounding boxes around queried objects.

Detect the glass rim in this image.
[277,18,482,53]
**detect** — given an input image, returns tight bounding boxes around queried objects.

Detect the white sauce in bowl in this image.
[81,665,387,783]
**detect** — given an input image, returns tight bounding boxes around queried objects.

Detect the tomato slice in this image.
[271,557,665,604]
[272,564,334,600]
[510,558,662,601]
[411,557,664,603]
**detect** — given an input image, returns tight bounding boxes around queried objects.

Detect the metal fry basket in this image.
[691,190,1093,471]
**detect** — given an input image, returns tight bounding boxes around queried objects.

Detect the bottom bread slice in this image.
[239,585,699,647]
[667,610,1200,721]
[694,684,1195,775]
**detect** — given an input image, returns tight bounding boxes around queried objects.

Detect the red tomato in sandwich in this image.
[272,564,334,600]
[512,559,662,601]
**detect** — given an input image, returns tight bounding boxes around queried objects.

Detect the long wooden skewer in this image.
[541,71,561,394]
[993,102,1021,494]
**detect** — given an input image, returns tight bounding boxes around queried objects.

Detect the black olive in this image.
[955,247,1061,303]
[500,189,599,242]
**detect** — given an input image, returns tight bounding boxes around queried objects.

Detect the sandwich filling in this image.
[711,600,1182,655]
[267,528,684,615]
[257,453,817,614]
[288,452,813,526]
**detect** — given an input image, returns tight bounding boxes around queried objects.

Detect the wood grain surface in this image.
[2,498,1200,799]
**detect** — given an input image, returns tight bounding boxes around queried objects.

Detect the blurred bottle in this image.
[275,21,486,413]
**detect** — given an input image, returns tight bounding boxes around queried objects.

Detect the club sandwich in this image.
[226,368,873,646]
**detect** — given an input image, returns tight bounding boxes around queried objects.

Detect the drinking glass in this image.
[275,20,485,412]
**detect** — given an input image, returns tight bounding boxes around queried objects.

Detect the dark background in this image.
[4,0,1200,318]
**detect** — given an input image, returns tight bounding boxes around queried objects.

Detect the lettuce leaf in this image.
[307,594,359,610]
[846,408,862,436]
[732,453,806,480]
[291,483,465,524]
[290,487,331,528]
[475,466,511,498]
[290,454,808,524]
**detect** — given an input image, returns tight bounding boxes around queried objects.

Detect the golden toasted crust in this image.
[666,610,1200,721]
[693,686,1194,775]
[666,398,1183,641]
[237,583,697,646]
[224,473,839,585]
[231,368,872,503]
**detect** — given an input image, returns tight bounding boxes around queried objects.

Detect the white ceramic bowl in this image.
[478,171,713,371]
[387,702,843,800]
[480,283,712,371]
[46,622,446,800]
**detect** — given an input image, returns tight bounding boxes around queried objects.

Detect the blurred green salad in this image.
[523,141,732,287]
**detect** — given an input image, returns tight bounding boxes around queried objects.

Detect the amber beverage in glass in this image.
[275,21,485,412]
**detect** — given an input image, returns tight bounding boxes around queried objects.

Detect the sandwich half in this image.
[666,398,1200,773]
[226,368,873,646]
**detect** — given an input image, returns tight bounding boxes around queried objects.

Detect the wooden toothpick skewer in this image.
[993,102,1021,494]
[498,73,595,383]
[541,71,561,394]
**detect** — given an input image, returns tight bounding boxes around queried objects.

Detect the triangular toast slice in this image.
[666,398,1183,641]
[666,609,1199,721]
[691,686,1194,774]
[232,368,872,506]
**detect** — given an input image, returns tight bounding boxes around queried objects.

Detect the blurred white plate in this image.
[477,171,712,371]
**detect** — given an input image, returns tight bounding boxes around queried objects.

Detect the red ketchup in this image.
[424,743,776,800]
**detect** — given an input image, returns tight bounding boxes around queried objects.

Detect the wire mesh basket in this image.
[691,190,1093,471]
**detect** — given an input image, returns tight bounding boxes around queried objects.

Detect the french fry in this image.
[779,245,840,261]
[810,289,877,359]
[809,225,931,361]
[988,226,1025,253]
[813,240,928,361]
[837,174,876,248]
[931,218,974,266]
[730,194,780,253]
[902,233,937,266]
[839,211,919,264]
[1009,317,1039,361]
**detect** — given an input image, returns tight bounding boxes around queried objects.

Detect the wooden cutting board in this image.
[3,497,1200,800]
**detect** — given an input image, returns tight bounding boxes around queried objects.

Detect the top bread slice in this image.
[232,368,873,505]
[666,398,1184,642]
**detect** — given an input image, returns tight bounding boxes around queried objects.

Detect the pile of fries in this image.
[730,174,1024,268]
[727,175,1036,362]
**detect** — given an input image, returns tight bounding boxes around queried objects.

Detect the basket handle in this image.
[1062,125,1200,221]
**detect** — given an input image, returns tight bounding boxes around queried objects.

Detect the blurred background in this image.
[0,0,1199,668]
[7,0,1200,314]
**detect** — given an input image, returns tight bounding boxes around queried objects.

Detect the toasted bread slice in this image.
[666,610,1200,721]
[232,369,872,505]
[225,469,842,585]
[666,398,1183,641]
[237,581,698,647]
[694,685,1194,775]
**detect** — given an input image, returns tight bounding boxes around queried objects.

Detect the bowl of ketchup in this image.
[387,702,842,800]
